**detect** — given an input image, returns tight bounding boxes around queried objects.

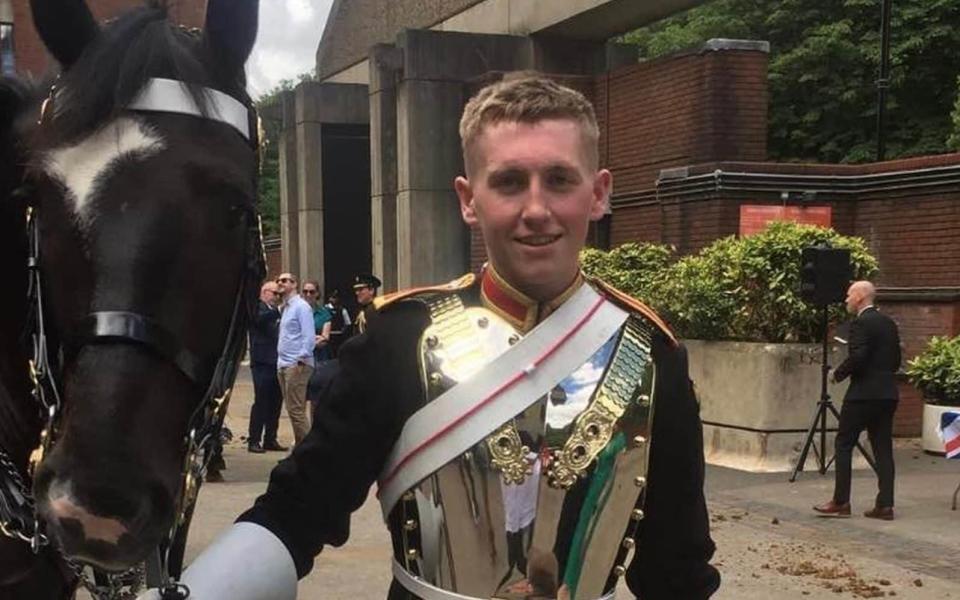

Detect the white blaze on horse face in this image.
[44,116,166,218]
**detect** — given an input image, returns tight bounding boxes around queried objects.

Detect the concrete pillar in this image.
[393,29,532,288]
[278,91,300,273]
[396,78,468,288]
[369,44,402,292]
[289,81,370,292]
[294,83,325,288]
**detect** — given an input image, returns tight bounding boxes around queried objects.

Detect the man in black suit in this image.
[815,281,901,520]
[247,281,288,453]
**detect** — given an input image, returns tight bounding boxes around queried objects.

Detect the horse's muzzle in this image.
[32,465,172,570]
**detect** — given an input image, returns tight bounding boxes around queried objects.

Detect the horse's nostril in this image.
[47,492,132,545]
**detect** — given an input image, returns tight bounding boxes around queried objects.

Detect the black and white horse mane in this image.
[32,1,255,148]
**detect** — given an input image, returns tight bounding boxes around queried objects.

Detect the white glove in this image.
[137,522,298,599]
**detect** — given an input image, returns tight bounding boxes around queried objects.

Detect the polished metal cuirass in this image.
[388,291,657,600]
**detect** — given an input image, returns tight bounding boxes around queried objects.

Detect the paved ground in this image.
[86,368,960,599]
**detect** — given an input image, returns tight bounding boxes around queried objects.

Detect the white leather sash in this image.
[377,283,628,517]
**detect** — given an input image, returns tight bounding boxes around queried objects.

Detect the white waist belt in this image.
[392,559,617,600]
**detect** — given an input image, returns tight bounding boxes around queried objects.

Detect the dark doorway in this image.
[321,123,371,316]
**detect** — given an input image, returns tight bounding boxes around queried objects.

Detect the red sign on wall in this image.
[739,205,833,237]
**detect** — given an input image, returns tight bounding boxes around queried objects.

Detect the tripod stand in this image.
[790,304,877,482]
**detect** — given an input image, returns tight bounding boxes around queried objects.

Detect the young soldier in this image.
[146,75,719,600]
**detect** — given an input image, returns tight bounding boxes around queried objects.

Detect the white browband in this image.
[127,77,251,140]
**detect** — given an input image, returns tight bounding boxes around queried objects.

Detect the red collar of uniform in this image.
[479,266,584,333]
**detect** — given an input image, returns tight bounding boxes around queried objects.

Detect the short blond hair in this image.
[459,74,600,174]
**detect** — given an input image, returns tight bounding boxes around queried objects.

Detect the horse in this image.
[0,0,262,597]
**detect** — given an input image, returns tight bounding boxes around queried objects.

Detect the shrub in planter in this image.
[906,335,960,406]
[647,236,742,341]
[721,222,879,342]
[582,222,878,342]
[580,242,675,301]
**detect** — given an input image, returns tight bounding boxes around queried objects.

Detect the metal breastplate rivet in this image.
[406,548,418,559]
[404,519,418,531]
[508,334,520,345]
[426,335,439,348]
[634,476,646,488]
[477,316,489,328]
[402,491,416,502]
[429,372,443,386]
[613,565,627,578]
[631,508,645,521]
[633,435,647,448]
[622,537,635,549]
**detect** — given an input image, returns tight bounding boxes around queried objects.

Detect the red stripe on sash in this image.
[378,295,607,492]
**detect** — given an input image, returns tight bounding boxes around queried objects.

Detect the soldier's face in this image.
[455,119,611,299]
[355,285,375,306]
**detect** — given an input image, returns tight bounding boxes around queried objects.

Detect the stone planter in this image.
[922,402,960,455]
[685,339,865,473]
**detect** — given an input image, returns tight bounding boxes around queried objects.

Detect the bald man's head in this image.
[260,281,280,305]
[845,280,876,314]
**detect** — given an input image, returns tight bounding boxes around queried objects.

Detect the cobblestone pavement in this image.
[80,369,960,599]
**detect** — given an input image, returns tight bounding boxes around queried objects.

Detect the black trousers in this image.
[833,398,897,508]
[248,362,283,445]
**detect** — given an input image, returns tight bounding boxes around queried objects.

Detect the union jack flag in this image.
[941,411,960,459]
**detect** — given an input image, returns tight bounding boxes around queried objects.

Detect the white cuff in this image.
[179,522,298,600]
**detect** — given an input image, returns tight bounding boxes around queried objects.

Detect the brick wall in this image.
[264,237,282,282]
[883,297,960,434]
[596,47,768,207]
[647,156,960,435]
[12,0,206,76]
[855,193,960,288]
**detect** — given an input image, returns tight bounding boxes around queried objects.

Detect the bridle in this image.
[0,77,266,599]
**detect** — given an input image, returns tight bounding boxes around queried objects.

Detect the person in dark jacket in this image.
[815,280,902,520]
[141,75,718,600]
[353,273,381,334]
[246,281,287,453]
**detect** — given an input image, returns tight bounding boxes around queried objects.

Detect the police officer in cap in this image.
[353,273,381,334]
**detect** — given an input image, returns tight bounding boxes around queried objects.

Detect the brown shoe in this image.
[813,500,851,517]
[864,506,894,521]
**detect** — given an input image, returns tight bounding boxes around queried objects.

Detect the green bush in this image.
[580,243,675,301]
[647,237,742,341]
[906,336,960,406]
[582,222,879,343]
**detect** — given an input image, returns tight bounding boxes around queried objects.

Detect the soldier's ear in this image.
[455,176,478,226]
[589,169,613,222]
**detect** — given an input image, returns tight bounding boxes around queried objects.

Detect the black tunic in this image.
[238,280,720,599]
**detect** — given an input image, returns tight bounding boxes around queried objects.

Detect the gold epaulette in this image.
[589,277,677,345]
[372,273,476,311]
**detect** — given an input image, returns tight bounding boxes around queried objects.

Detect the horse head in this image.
[25,0,261,571]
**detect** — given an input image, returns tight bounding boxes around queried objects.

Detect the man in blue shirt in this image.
[276,272,316,446]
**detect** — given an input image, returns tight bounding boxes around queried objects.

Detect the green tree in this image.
[255,72,317,237]
[948,76,960,151]
[622,0,960,163]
